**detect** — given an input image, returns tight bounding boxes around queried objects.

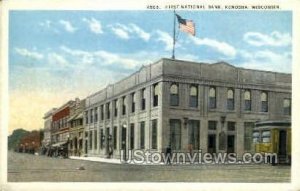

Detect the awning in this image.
[51,141,68,147]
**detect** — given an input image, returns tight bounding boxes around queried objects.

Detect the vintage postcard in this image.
[1,0,300,190]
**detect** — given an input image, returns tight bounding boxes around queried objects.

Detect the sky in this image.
[9,10,292,134]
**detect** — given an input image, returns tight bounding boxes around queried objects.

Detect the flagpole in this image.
[172,9,176,60]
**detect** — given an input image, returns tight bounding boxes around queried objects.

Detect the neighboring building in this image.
[84,58,291,160]
[42,108,56,149]
[68,98,85,156]
[19,130,43,154]
[51,100,75,157]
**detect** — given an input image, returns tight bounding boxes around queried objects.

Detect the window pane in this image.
[208,121,217,130]
[170,119,181,150]
[227,99,234,110]
[245,100,251,111]
[189,96,198,107]
[209,97,216,109]
[261,92,267,101]
[244,91,251,100]
[227,89,234,99]
[130,124,134,150]
[170,94,179,106]
[190,86,197,96]
[209,87,216,97]
[151,119,157,149]
[170,84,178,94]
[140,122,145,149]
[188,120,200,150]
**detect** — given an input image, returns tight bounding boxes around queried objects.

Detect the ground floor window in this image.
[140,121,145,149]
[188,120,200,150]
[170,119,181,150]
[151,119,158,149]
[130,123,135,150]
[113,126,117,149]
[89,131,93,150]
[207,134,216,153]
[94,130,97,150]
[244,122,254,151]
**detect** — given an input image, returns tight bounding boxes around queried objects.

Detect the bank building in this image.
[74,58,292,160]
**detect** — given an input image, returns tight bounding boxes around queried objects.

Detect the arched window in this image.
[189,85,198,108]
[227,89,234,110]
[170,83,179,106]
[261,92,268,112]
[153,84,159,107]
[283,98,291,115]
[209,87,216,109]
[244,90,251,111]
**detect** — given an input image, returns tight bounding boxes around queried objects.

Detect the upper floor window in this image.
[85,111,88,124]
[227,89,234,110]
[90,109,93,123]
[170,83,179,106]
[131,92,136,113]
[141,88,146,110]
[153,84,159,107]
[209,87,216,109]
[261,92,268,112]
[189,85,198,108]
[283,98,291,115]
[106,102,110,119]
[244,90,251,111]
[94,107,98,122]
[100,105,104,120]
[114,99,118,117]
[122,96,126,115]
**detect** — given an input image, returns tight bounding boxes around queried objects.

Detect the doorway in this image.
[208,134,216,153]
[227,135,235,153]
[121,127,127,160]
[279,130,287,155]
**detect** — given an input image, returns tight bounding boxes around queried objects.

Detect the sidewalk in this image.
[69,156,167,165]
[69,156,122,164]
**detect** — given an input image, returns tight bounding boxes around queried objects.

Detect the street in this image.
[7,151,290,182]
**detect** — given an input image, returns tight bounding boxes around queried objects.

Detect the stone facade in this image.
[82,58,291,159]
[42,108,56,147]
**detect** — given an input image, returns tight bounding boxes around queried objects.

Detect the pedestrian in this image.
[166,145,172,165]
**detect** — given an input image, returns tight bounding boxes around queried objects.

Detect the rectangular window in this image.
[130,123,135,149]
[94,107,98,122]
[131,93,135,113]
[90,109,93,123]
[94,130,97,150]
[245,100,251,111]
[85,111,88,124]
[113,126,117,149]
[153,84,159,107]
[151,119,158,149]
[227,99,234,110]
[89,131,93,150]
[227,122,236,131]
[208,121,217,130]
[283,98,291,115]
[188,120,200,150]
[209,97,216,109]
[122,96,126,115]
[140,121,145,149]
[100,129,104,149]
[244,122,254,151]
[100,105,104,120]
[261,101,268,112]
[170,119,181,150]
[114,99,118,117]
[141,88,146,110]
[106,103,110,119]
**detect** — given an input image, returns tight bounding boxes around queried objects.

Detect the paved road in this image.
[7,151,290,182]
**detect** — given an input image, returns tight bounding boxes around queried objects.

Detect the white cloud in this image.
[39,20,51,28]
[110,23,150,41]
[59,20,77,33]
[111,26,130,39]
[156,30,174,51]
[15,48,44,60]
[82,17,103,34]
[190,36,236,58]
[239,49,291,73]
[243,31,291,47]
[47,53,70,67]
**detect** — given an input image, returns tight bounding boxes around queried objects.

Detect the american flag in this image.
[176,14,195,36]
